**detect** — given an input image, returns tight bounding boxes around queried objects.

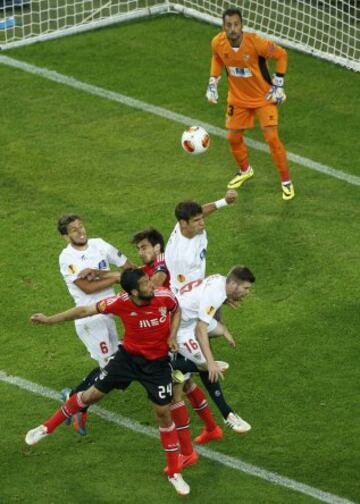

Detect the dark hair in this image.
[222,8,243,23]
[131,228,165,252]
[120,268,146,294]
[227,265,255,284]
[57,214,81,235]
[175,201,203,222]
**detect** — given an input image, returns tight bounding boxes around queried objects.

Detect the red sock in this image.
[44,392,87,433]
[170,401,193,456]
[159,422,180,477]
[186,383,217,432]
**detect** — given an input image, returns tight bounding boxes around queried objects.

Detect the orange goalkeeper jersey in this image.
[210,31,288,108]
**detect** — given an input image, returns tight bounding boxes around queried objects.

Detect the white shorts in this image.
[177,318,217,366]
[75,314,120,368]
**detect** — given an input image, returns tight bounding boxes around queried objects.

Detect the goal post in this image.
[1,0,359,72]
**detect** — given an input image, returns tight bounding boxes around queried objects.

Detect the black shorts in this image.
[94,346,173,406]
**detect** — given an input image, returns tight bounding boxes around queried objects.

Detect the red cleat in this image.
[194,425,224,445]
[164,450,198,475]
[180,450,199,470]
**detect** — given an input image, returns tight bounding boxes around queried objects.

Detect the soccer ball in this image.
[181,126,210,155]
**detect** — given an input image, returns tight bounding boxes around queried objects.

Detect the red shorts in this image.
[225,103,278,130]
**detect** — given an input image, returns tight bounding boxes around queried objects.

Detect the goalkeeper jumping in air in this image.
[206,8,295,201]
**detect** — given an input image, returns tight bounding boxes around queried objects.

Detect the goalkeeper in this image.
[206,8,294,201]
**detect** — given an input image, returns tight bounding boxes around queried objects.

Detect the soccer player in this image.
[25,269,190,496]
[131,227,223,455]
[206,8,295,201]
[131,228,170,288]
[165,190,237,294]
[176,266,255,442]
[57,214,134,434]
[165,198,252,439]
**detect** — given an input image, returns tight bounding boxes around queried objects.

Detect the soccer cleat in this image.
[168,473,190,496]
[25,425,48,446]
[215,360,229,372]
[164,450,198,475]
[72,411,87,436]
[227,166,254,189]
[281,181,295,201]
[194,425,224,445]
[180,450,199,470]
[60,388,72,425]
[224,412,251,433]
[172,369,186,384]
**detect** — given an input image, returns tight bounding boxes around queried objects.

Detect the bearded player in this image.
[206,8,295,200]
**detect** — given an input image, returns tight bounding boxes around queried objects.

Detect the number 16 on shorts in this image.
[180,337,207,366]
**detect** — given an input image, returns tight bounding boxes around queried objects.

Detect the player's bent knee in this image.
[82,385,105,404]
[154,404,172,427]
[262,127,281,147]
[227,131,245,146]
[172,382,184,402]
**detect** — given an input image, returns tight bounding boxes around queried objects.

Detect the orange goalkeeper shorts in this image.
[225,103,279,130]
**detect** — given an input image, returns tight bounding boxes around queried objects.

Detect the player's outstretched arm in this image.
[30,304,98,325]
[208,321,236,348]
[202,189,238,216]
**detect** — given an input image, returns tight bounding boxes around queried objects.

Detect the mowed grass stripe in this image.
[0,370,355,504]
[1,54,359,188]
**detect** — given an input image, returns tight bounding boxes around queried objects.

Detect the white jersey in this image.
[59,238,127,306]
[165,222,208,293]
[177,274,227,325]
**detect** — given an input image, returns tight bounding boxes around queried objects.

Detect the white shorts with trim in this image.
[177,318,217,366]
[75,313,119,368]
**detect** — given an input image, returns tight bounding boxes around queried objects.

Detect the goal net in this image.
[1,0,359,71]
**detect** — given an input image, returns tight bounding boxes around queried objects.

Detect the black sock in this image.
[199,371,232,419]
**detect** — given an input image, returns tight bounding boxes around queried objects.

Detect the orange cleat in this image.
[194,425,224,445]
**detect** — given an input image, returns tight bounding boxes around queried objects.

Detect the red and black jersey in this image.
[97,287,178,360]
[140,253,170,289]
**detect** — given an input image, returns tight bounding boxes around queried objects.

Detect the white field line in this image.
[0,54,359,188]
[0,370,356,504]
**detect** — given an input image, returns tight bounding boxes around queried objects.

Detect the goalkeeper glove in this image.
[266,75,286,104]
[206,76,221,104]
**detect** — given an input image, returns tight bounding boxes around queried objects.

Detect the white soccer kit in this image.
[176,275,227,365]
[165,222,208,294]
[59,238,128,367]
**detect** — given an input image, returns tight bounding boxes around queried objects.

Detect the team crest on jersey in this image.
[177,274,186,283]
[68,264,77,274]
[130,311,138,317]
[243,53,250,62]
[98,259,107,269]
[206,306,216,316]
[159,307,167,319]
[200,248,207,260]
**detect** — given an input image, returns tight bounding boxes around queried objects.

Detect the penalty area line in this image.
[0,54,359,188]
[0,370,356,504]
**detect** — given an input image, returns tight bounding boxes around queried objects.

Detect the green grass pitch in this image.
[0,13,359,504]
